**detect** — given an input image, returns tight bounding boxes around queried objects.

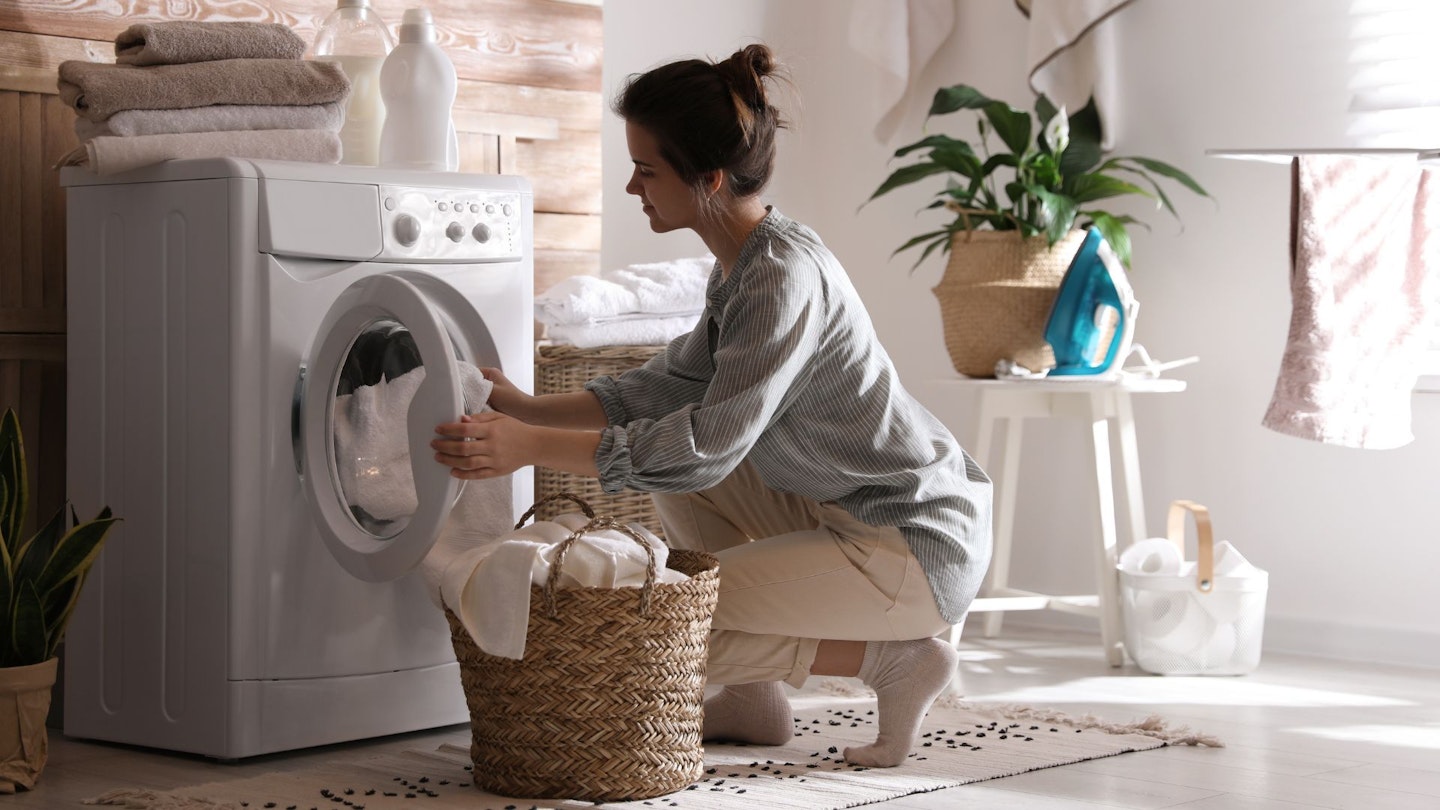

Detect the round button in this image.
[469,203,480,214]
[485,204,495,214]
[383,197,396,211]
[446,222,466,242]
[472,222,492,243]
[394,214,421,247]
[438,202,449,212]
[502,204,514,217]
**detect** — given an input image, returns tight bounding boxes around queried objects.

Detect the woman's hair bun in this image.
[718,43,774,109]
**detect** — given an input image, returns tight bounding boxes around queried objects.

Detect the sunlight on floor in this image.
[970,676,1414,708]
[1294,722,1440,750]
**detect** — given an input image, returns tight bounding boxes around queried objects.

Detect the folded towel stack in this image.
[535,255,715,348]
[57,21,350,175]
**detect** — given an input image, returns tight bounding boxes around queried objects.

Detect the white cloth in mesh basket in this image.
[1118,500,1268,675]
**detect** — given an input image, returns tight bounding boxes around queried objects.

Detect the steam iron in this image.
[1044,228,1139,376]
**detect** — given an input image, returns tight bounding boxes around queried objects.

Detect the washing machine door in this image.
[298,272,469,582]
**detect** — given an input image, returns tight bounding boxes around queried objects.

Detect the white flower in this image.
[1043,107,1069,155]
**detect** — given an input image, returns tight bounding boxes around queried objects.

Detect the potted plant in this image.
[0,408,118,793]
[868,84,1209,377]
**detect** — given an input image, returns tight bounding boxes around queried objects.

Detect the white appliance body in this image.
[61,158,534,758]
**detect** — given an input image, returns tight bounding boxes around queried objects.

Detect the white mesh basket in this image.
[1119,500,1268,676]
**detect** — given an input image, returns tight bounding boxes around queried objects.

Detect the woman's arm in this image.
[482,366,609,429]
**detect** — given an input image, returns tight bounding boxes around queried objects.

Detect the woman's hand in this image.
[432,411,536,480]
[478,367,533,420]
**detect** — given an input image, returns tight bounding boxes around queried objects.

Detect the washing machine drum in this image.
[298,271,498,582]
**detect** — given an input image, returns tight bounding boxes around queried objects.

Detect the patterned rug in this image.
[84,689,1218,810]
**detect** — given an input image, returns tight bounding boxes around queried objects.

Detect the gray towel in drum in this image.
[115,21,307,66]
[58,59,351,122]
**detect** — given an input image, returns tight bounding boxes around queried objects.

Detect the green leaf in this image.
[1060,97,1104,177]
[1034,95,1060,143]
[43,573,84,659]
[12,503,67,595]
[892,228,953,258]
[0,408,26,558]
[868,162,954,202]
[909,234,952,271]
[1109,163,1181,222]
[1027,186,1079,244]
[982,101,1033,157]
[1123,156,1211,198]
[1087,212,1135,268]
[893,134,967,160]
[12,580,46,665]
[36,510,118,597]
[1066,174,1153,204]
[928,84,995,117]
[929,144,983,178]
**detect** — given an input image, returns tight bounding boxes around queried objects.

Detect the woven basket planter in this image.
[535,343,666,529]
[446,494,719,802]
[932,229,1088,378]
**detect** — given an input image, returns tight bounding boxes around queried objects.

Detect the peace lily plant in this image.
[868,83,1210,269]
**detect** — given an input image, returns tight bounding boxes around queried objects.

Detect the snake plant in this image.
[0,408,118,668]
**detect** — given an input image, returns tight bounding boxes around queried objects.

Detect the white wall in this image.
[601,0,1440,669]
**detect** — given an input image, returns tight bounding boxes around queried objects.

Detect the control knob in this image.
[446,221,465,242]
[393,214,421,247]
[472,222,492,243]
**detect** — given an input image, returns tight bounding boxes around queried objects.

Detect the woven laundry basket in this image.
[445,493,719,802]
[534,343,666,528]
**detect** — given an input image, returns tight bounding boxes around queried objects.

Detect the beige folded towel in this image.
[115,21,306,66]
[58,59,350,122]
[74,101,345,139]
[66,129,341,175]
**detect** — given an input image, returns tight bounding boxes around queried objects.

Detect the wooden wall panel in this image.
[0,0,602,92]
[0,335,66,540]
[0,90,74,333]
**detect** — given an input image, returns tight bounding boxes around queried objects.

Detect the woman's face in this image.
[624,121,699,233]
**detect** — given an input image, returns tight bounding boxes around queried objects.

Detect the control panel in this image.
[375,184,524,263]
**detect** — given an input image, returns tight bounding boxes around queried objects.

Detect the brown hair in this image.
[613,43,787,211]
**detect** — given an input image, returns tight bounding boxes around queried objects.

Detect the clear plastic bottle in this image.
[378,8,459,172]
[311,0,395,166]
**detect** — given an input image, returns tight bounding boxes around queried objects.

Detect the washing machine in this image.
[60,158,535,758]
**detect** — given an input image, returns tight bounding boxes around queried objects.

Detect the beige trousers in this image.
[651,462,951,688]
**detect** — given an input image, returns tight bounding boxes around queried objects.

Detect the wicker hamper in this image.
[534,343,666,527]
[446,493,719,802]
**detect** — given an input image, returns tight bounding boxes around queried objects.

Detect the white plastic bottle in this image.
[378,8,459,172]
[311,0,395,166]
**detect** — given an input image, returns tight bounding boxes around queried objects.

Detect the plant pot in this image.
[932,229,1088,378]
[0,658,57,794]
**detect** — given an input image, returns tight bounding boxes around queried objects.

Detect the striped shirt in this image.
[586,208,992,623]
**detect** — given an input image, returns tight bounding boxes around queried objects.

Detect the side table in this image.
[930,377,1186,666]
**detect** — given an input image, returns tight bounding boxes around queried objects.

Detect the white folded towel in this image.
[331,362,493,522]
[436,512,688,659]
[535,254,713,326]
[546,313,701,348]
[62,128,341,176]
[73,101,345,139]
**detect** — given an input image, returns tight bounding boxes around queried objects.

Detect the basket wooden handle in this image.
[1166,499,1215,593]
[542,515,660,619]
[514,492,595,530]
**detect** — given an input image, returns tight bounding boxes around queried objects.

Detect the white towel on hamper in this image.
[535,255,713,326]
[432,512,688,660]
[547,313,701,348]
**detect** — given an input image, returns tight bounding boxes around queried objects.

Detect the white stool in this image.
[934,377,1186,666]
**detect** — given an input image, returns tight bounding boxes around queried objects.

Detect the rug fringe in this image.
[935,695,1224,748]
[83,788,242,809]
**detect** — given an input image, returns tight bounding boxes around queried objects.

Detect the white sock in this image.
[702,682,794,746]
[844,638,957,767]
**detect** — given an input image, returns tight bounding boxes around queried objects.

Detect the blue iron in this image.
[1044,228,1139,377]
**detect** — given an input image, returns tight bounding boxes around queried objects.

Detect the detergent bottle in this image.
[311,0,395,166]
[378,8,459,171]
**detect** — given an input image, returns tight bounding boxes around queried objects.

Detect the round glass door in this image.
[299,273,464,582]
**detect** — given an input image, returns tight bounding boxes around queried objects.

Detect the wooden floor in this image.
[13,626,1440,809]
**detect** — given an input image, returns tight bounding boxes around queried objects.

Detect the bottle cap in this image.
[337,0,371,8]
[397,7,437,43]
